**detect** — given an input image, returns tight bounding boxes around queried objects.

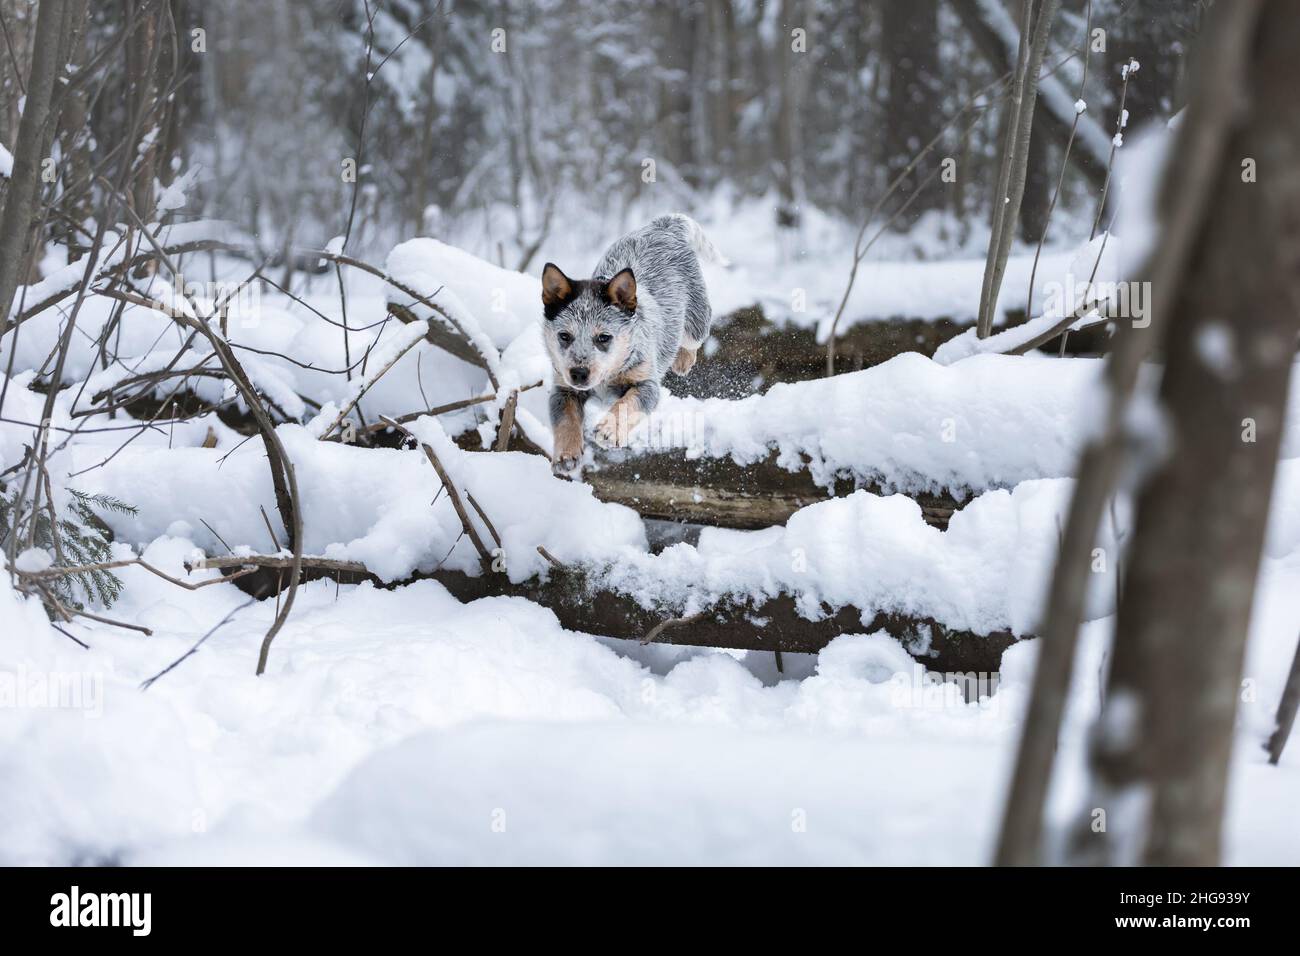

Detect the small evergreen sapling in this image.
[1,486,137,610]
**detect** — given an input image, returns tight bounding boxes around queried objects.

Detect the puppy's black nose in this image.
[569,366,589,386]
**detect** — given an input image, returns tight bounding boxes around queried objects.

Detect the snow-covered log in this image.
[586,449,959,530]
[192,553,1020,675]
[596,353,1124,502]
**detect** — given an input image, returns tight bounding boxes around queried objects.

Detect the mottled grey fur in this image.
[542,214,724,471]
[593,212,718,358]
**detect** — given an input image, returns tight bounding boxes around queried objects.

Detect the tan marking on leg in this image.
[594,365,651,450]
[671,345,697,376]
[593,391,645,449]
[552,397,585,475]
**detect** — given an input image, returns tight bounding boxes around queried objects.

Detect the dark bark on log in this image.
[686,306,1108,399]
[387,301,492,374]
[586,449,960,531]
[194,553,1022,676]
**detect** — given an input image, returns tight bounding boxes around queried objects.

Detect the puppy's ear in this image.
[606,268,637,313]
[541,263,574,307]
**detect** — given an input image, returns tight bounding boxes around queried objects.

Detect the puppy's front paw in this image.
[552,454,582,478]
[671,346,697,376]
[552,434,585,479]
[593,408,643,449]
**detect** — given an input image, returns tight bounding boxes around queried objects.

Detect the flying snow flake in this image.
[1195,322,1238,379]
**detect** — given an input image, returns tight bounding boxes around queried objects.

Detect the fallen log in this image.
[387,300,495,377]
[192,553,1022,675]
[688,305,1109,393]
[586,449,961,530]
[690,307,971,392]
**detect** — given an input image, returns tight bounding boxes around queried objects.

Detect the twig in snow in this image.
[536,545,563,568]
[1267,634,1300,765]
[466,492,503,550]
[494,389,519,451]
[318,325,428,440]
[379,415,492,567]
[1091,57,1139,241]
[259,505,282,552]
[200,519,236,555]
[352,380,542,437]
[140,598,257,690]
[642,611,707,646]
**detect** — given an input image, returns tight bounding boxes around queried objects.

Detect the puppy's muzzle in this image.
[568,366,590,387]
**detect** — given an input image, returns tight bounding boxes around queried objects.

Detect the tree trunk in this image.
[124,0,162,223]
[880,0,942,225]
[0,0,36,154]
[975,0,1060,339]
[951,0,1108,190]
[0,0,68,335]
[993,0,1267,867]
[1019,104,1051,243]
[53,0,91,256]
[773,0,806,229]
[1080,0,1300,866]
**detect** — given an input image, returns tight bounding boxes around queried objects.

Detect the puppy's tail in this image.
[655,213,731,268]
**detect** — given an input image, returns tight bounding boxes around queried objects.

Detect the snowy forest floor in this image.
[5,555,1298,865]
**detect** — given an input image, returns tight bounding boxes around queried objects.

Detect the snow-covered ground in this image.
[2,187,1298,866]
[3,533,1298,865]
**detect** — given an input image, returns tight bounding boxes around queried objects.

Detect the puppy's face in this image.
[540,263,638,391]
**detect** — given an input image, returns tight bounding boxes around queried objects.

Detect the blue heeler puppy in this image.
[541,214,726,476]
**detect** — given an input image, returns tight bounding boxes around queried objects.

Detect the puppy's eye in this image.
[557,331,573,346]
[594,333,613,346]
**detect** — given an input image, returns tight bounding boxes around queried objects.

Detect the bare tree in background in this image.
[773,0,807,231]
[0,0,77,331]
[975,0,1059,339]
[880,0,943,224]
